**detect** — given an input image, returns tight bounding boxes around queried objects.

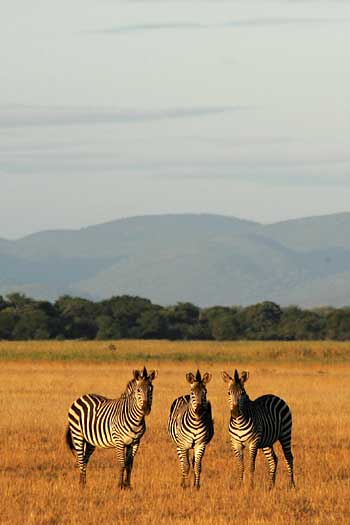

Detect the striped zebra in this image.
[168,370,214,489]
[66,366,157,489]
[221,369,295,489]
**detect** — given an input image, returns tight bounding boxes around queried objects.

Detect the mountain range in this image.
[1,213,350,307]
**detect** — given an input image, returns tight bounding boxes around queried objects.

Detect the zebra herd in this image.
[66,366,295,490]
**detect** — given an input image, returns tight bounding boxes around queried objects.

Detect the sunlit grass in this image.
[1,341,350,524]
[1,339,350,363]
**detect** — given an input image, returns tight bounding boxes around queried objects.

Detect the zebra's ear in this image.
[133,369,141,381]
[186,372,196,384]
[221,371,232,383]
[240,371,249,383]
[202,372,212,385]
[149,370,158,381]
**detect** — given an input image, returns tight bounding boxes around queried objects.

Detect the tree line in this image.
[1,292,350,341]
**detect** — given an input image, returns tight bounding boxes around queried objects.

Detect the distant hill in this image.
[1,213,350,307]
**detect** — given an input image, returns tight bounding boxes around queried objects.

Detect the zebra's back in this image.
[251,394,292,448]
[68,393,121,448]
[168,395,189,442]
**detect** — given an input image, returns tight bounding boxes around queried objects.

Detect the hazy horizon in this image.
[1,1,350,239]
[2,209,350,242]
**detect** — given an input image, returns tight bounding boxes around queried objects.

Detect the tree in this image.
[280,306,325,340]
[203,306,241,340]
[240,301,282,340]
[210,313,240,340]
[2,291,349,341]
[99,295,153,338]
[0,308,18,339]
[325,308,350,340]
[95,315,123,340]
[137,308,168,339]
[278,306,303,340]
[163,302,204,340]
[11,309,52,340]
[54,296,99,339]
[0,295,8,311]
[6,293,35,311]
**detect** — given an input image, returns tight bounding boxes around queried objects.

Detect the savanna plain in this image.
[1,340,350,525]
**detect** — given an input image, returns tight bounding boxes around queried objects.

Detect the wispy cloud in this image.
[0,105,246,129]
[1,107,349,189]
[97,22,206,34]
[91,17,346,36]
[223,18,336,28]
[2,141,350,187]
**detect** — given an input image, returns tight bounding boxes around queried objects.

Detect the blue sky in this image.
[1,0,350,238]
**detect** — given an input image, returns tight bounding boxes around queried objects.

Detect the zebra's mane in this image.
[121,379,137,398]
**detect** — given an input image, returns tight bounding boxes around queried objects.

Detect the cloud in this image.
[223,18,336,28]
[2,140,350,187]
[0,105,245,129]
[1,108,349,189]
[96,22,206,34]
[90,17,346,36]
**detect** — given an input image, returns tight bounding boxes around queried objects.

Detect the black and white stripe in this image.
[168,370,214,488]
[222,369,295,488]
[66,366,157,488]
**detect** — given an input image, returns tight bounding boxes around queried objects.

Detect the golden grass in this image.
[1,341,350,524]
[1,339,350,363]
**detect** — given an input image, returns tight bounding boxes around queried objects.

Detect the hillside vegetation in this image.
[2,293,350,341]
[2,213,350,306]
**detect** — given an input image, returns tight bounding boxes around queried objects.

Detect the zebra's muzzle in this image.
[194,406,204,416]
[231,407,240,418]
[142,404,151,415]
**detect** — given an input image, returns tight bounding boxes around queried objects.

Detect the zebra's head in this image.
[186,369,212,416]
[133,366,158,415]
[221,369,249,417]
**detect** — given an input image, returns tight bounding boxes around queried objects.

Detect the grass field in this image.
[1,340,350,524]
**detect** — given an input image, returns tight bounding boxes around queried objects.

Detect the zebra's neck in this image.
[232,395,252,422]
[123,380,145,419]
[188,402,207,420]
[127,394,145,422]
[122,379,137,398]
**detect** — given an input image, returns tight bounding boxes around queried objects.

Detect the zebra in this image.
[221,369,295,489]
[168,369,214,489]
[66,366,157,489]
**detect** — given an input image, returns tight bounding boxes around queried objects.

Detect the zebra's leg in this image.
[193,443,206,489]
[83,442,96,465]
[231,441,244,484]
[115,442,127,489]
[124,442,139,488]
[280,437,295,488]
[176,447,190,488]
[248,443,258,488]
[72,436,89,485]
[262,446,278,489]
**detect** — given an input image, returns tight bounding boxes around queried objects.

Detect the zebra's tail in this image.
[65,425,75,456]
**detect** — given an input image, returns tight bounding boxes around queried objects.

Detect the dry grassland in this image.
[1,340,350,524]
